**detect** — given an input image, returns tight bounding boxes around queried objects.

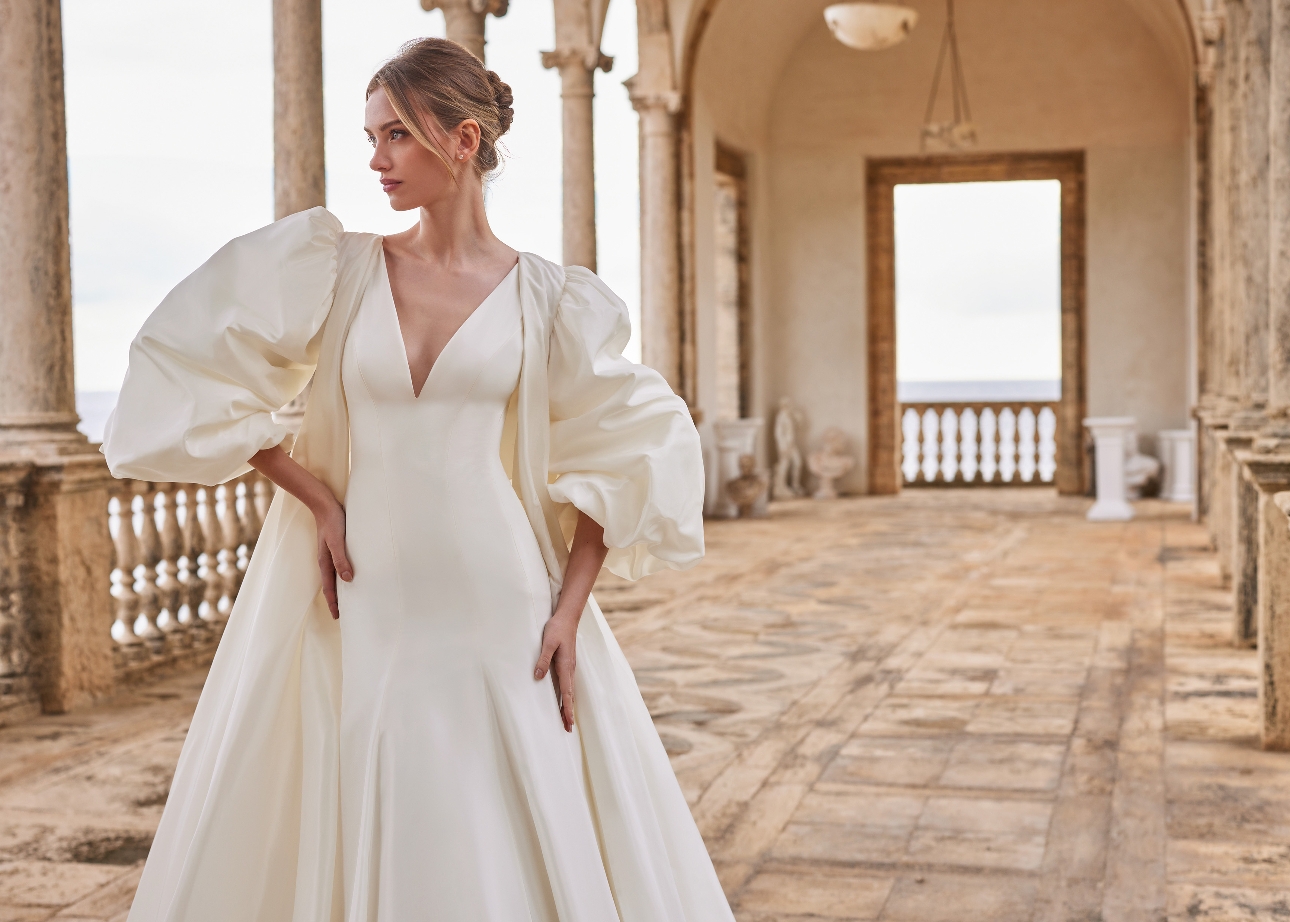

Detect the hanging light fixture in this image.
[823,2,918,52]
[920,0,976,150]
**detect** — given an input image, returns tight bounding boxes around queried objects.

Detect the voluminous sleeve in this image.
[547,267,705,580]
[102,207,342,485]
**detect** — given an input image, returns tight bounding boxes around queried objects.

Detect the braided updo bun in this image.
[367,37,514,176]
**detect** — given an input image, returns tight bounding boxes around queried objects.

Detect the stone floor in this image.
[1,490,1288,921]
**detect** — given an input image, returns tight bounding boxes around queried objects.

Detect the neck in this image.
[404,175,500,266]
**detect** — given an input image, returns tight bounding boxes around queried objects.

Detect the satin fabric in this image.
[102,208,731,922]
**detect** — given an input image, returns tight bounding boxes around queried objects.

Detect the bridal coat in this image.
[102,208,728,922]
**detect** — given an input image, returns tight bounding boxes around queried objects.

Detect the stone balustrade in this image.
[901,401,1058,486]
[108,473,272,683]
[0,463,274,719]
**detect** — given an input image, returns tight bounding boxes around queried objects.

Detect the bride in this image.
[103,36,733,922]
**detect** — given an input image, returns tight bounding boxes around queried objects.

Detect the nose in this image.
[369,144,389,173]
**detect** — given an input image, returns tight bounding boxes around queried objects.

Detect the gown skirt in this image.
[335,255,622,921]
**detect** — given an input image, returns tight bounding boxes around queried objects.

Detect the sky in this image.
[895,179,1061,384]
[63,0,641,394]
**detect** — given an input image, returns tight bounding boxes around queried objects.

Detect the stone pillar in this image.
[0,0,116,713]
[629,86,682,389]
[1239,0,1271,405]
[420,0,510,63]
[1268,0,1290,412]
[1263,491,1290,749]
[542,48,612,271]
[273,0,326,220]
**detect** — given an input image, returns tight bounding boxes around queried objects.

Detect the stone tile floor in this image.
[1,489,1288,920]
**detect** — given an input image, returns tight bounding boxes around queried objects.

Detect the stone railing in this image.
[107,473,273,683]
[901,401,1058,486]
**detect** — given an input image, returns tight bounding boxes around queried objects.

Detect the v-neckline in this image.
[381,249,518,400]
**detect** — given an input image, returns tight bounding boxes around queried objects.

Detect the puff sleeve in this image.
[546,267,705,580]
[102,207,342,485]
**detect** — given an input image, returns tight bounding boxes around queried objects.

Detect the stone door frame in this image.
[865,150,1088,495]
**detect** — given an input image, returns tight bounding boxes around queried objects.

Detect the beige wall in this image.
[686,0,1195,492]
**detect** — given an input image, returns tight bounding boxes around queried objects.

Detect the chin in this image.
[386,194,419,213]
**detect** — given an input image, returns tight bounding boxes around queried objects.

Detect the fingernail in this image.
[534,669,542,679]
[342,572,352,581]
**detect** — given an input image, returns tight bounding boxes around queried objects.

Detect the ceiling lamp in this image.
[823,2,918,52]
[920,0,977,150]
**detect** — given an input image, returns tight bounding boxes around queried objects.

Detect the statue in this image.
[808,427,855,499]
[772,398,804,499]
[725,454,768,518]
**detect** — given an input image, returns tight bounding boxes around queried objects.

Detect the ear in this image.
[457,119,482,158]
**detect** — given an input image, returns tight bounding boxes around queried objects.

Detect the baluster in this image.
[177,487,206,632]
[254,475,274,524]
[132,485,164,647]
[239,474,263,568]
[922,408,939,482]
[943,407,959,482]
[154,485,185,640]
[1001,407,1020,482]
[197,487,225,623]
[1018,407,1038,483]
[109,488,144,651]
[217,483,243,612]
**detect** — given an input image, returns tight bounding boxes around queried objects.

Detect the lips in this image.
[381,179,401,193]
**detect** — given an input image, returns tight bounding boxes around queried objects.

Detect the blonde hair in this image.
[366,37,514,177]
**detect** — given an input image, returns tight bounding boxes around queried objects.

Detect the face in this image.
[364,88,482,211]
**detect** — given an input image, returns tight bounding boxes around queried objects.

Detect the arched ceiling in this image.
[677,0,1196,148]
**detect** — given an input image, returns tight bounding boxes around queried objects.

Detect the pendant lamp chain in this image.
[920,0,977,150]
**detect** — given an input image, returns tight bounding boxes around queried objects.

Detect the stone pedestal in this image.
[1158,429,1197,503]
[1084,418,1136,521]
[1213,413,1263,586]
[712,418,764,519]
[1263,490,1290,749]
[1235,446,1290,647]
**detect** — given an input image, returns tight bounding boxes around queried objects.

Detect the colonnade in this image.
[1195,0,1290,749]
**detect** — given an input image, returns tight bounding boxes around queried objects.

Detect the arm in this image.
[533,511,608,732]
[249,445,353,619]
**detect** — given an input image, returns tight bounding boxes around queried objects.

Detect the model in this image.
[103,36,733,922]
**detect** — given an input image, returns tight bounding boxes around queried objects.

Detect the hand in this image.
[534,611,578,732]
[314,499,353,620]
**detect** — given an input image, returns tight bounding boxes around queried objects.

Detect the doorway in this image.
[866,151,1087,495]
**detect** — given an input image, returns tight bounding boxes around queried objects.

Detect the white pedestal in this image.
[713,418,765,519]
[1084,416,1136,521]
[1158,428,1196,503]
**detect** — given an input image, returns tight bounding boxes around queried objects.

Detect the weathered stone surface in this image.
[0,492,1286,919]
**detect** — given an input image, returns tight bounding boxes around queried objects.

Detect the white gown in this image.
[102,208,734,922]
[339,257,618,919]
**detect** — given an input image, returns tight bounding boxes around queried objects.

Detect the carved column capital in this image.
[421,0,509,17]
[540,47,614,74]
[1198,8,1227,87]
[624,76,681,115]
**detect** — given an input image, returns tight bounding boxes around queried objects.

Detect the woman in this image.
[103,37,733,922]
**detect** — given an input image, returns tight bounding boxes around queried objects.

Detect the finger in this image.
[329,534,354,583]
[533,636,557,681]
[557,662,576,732]
[319,552,339,620]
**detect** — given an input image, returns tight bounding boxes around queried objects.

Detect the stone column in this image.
[1268,0,1290,412]
[0,0,115,713]
[273,0,326,220]
[1239,0,1271,405]
[629,86,682,389]
[420,0,510,63]
[542,48,612,271]
[1084,418,1136,522]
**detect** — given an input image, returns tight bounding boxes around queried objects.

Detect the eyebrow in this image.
[364,119,405,134]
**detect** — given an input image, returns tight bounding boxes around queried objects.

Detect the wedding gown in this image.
[339,255,618,918]
[102,207,734,922]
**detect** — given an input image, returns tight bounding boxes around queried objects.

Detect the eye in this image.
[365,134,375,147]
[390,129,407,141]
